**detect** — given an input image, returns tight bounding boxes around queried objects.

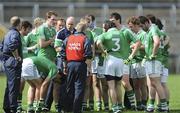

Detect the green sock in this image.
[104,102,109,110]
[33,101,37,108]
[17,93,22,108]
[28,103,34,110]
[160,99,167,109]
[89,100,94,109]
[82,102,87,108]
[96,101,101,109]
[38,99,45,108]
[142,100,147,106]
[167,101,169,106]
[126,90,136,107]
[137,101,142,107]
[118,103,123,110]
[149,99,155,105]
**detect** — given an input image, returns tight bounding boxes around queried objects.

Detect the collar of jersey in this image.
[107,28,118,32]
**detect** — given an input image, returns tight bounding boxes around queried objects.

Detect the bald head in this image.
[66,16,75,31]
[10,16,21,27]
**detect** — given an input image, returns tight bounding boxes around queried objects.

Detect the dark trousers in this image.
[45,80,54,110]
[3,57,21,113]
[66,61,87,113]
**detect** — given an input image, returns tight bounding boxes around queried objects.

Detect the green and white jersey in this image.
[24,30,39,57]
[132,29,146,63]
[37,23,57,61]
[97,28,136,59]
[30,56,58,79]
[21,36,29,58]
[91,27,103,42]
[159,30,170,68]
[121,27,138,59]
[85,28,94,43]
[144,24,163,62]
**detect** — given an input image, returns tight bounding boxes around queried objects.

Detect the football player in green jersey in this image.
[17,21,33,112]
[88,16,109,111]
[110,12,138,110]
[21,56,58,112]
[37,11,57,61]
[127,16,148,111]
[139,16,168,112]
[155,18,170,112]
[96,20,140,113]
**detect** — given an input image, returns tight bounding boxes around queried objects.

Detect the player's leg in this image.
[122,64,136,110]
[146,61,168,112]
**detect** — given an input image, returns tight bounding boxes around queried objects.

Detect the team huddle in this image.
[1,10,170,113]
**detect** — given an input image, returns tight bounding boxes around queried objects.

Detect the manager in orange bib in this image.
[61,22,92,113]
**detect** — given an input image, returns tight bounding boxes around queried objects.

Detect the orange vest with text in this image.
[66,34,85,62]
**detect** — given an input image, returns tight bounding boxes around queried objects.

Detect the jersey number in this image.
[112,38,120,51]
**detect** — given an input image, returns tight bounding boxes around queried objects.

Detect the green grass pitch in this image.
[0,73,180,113]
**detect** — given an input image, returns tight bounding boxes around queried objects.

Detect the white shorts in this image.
[21,58,40,80]
[91,56,99,74]
[104,55,124,77]
[130,62,146,78]
[145,60,162,77]
[123,64,130,75]
[161,66,169,83]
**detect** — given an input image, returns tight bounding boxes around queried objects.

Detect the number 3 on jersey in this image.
[112,38,120,51]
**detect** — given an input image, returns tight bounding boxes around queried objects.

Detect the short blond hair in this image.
[76,23,87,33]
[33,17,44,27]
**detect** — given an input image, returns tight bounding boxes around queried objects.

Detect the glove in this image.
[124,58,131,65]
[102,49,108,58]
[149,54,156,60]
[124,56,133,65]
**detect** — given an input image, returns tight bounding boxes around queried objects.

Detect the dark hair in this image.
[20,21,32,30]
[87,14,95,22]
[103,20,116,28]
[156,18,163,30]
[139,16,149,24]
[146,14,156,24]
[110,12,121,24]
[46,11,58,19]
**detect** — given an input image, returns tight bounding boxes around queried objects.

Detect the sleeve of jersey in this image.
[37,26,45,39]
[8,32,20,51]
[60,38,67,61]
[95,33,105,43]
[56,29,65,40]
[152,27,160,38]
[84,38,93,59]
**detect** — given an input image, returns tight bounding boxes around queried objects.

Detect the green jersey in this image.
[97,28,136,59]
[30,56,58,79]
[132,29,146,63]
[85,28,94,43]
[159,30,169,67]
[24,30,39,57]
[21,36,29,58]
[144,24,163,62]
[37,23,57,61]
[91,27,103,42]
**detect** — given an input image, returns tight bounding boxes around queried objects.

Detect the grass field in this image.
[0,73,180,113]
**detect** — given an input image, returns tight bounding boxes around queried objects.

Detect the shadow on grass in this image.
[170,109,180,113]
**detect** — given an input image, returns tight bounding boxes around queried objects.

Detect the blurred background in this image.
[0,0,179,73]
